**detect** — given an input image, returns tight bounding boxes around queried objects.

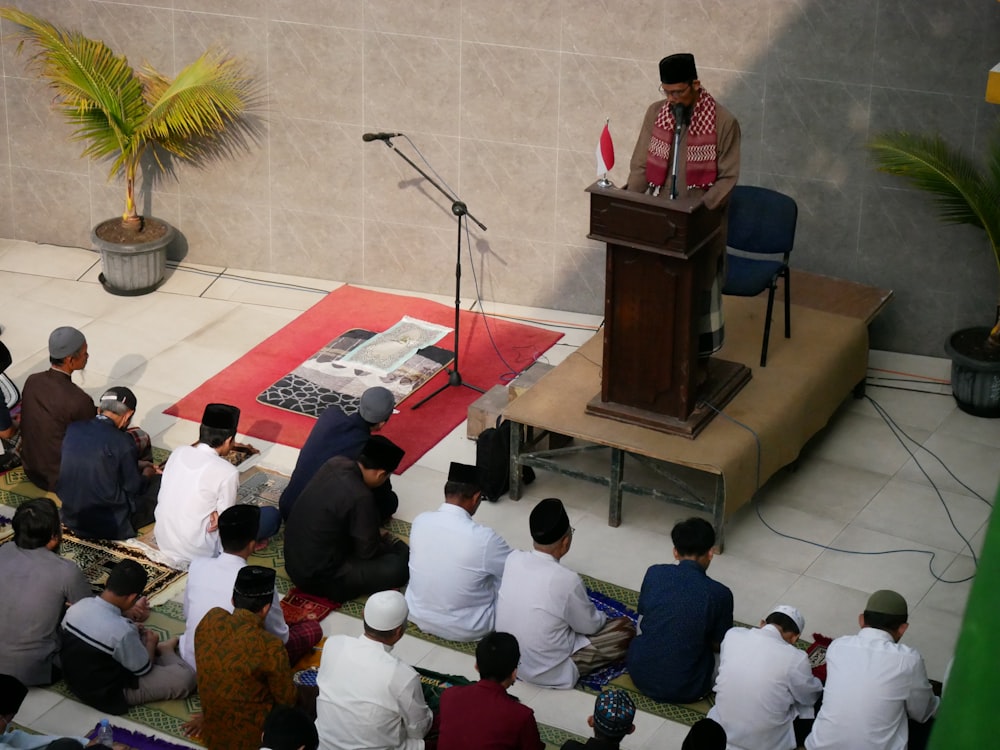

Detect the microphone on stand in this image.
[362,132,402,142]
[668,103,687,200]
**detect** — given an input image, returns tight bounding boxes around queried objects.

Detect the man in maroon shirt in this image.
[437,632,543,750]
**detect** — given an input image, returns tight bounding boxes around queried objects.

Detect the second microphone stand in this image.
[376,137,487,409]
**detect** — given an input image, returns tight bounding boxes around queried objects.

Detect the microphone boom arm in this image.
[377,139,487,231]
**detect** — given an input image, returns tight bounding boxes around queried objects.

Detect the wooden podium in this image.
[584,183,750,438]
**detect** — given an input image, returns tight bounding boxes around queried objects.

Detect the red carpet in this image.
[164,285,562,472]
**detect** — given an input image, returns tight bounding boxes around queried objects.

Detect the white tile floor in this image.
[1,239,997,749]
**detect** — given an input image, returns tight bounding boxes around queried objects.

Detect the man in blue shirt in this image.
[278,386,398,522]
[56,387,160,540]
[627,517,733,703]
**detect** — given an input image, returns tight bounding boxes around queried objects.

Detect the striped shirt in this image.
[61,596,150,713]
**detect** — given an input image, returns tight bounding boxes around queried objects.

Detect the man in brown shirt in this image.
[19,326,95,490]
[194,565,297,750]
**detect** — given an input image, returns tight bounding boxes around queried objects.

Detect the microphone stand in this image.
[373,136,487,409]
[668,103,686,200]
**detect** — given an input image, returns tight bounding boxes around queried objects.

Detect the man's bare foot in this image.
[254,538,270,552]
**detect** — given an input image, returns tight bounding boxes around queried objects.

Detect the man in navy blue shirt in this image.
[57,387,160,540]
[278,386,398,522]
[626,517,733,703]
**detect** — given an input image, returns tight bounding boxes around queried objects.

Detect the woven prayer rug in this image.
[257,325,454,418]
[0,528,186,604]
[280,588,340,624]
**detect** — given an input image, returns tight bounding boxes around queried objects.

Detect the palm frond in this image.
[138,49,262,163]
[0,7,262,225]
[0,7,147,175]
[868,130,1000,276]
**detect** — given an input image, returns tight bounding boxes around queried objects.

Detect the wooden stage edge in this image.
[503,273,891,548]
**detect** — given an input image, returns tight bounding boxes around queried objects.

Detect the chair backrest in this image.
[726,185,798,257]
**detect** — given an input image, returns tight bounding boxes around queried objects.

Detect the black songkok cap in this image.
[218,503,260,537]
[447,461,480,487]
[234,565,276,598]
[99,386,138,412]
[530,497,570,544]
[202,403,240,432]
[0,673,28,716]
[660,53,698,84]
[361,435,405,473]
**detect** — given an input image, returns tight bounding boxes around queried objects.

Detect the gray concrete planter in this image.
[91,217,176,296]
[944,326,1000,418]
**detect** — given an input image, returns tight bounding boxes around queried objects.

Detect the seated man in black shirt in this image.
[284,435,408,602]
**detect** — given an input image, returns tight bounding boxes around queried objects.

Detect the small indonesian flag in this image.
[596,121,614,176]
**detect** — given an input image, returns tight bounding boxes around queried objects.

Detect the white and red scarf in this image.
[644,89,719,191]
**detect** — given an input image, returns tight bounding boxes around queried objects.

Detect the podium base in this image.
[585,358,751,439]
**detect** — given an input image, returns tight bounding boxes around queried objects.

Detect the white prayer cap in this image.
[364,590,408,631]
[768,604,805,634]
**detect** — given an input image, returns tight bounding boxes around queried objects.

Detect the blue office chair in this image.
[722,185,798,367]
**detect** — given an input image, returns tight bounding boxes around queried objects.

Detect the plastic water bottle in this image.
[96,718,114,747]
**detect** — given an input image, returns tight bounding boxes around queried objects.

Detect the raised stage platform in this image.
[504,271,891,546]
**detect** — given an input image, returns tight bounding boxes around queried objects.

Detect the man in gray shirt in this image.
[0,498,92,685]
[0,498,150,686]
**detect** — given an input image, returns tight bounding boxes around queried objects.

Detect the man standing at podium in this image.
[626,53,740,356]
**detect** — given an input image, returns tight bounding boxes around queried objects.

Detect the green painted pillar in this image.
[928,482,1000,749]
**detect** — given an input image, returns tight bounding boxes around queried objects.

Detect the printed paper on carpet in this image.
[257,325,453,418]
[164,285,563,473]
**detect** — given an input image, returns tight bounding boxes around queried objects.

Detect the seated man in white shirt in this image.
[405,462,512,642]
[708,604,822,750]
[495,498,635,689]
[805,589,939,750]
[315,590,432,750]
[179,504,321,672]
[155,403,279,566]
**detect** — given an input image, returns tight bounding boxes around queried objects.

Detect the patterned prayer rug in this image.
[280,588,341,624]
[257,325,454,418]
[0,528,186,604]
[235,468,287,508]
[807,632,832,683]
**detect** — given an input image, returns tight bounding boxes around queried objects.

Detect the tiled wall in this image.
[0,0,998,355]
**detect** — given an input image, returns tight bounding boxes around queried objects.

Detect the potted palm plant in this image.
[868,130,1000,417]
[0,7,261,295]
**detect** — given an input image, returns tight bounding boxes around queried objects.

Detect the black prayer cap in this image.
[0,673,27,716]
[201,403,240,432]
[218,503,260,538]
[361,435,405,473]
[99,386,137,412]
[448,461,480,487]
[660,53,698,84]
[530,497,570,544]
[234,565,276,598]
